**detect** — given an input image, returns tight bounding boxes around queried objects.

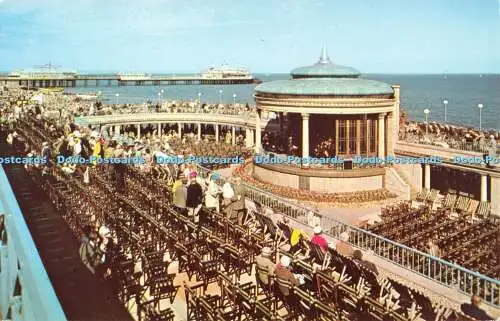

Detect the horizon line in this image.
[0,70,498,76]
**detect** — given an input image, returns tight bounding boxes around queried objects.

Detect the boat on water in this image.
[74,93,98,100]
[201,65,262,84]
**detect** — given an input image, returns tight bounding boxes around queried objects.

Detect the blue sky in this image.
[0,0,498,73]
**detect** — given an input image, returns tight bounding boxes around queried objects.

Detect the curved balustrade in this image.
[0,166,67,321]
[75,112,258,129]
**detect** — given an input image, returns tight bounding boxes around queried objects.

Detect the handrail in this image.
[0,166,67,321]
[195,163,500,307]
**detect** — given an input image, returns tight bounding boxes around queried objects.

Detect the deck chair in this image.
[475,201,491,220]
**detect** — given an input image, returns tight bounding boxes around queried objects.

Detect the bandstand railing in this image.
[196,163,500,308]
[0,166,67,321]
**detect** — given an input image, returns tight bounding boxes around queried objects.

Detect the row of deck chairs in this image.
[416,188,492,220]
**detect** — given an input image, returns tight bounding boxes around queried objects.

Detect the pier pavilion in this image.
[251,48,401,194]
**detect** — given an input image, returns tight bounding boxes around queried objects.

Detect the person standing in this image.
[41,141,52,176]
[222,179,235,215]
[172,174,187,215]
[230,176,246,224]
[205,172,222,213]
[186,171,203,221]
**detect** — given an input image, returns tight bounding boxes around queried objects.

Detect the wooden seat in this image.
[455,196,471,213]
[475,201,491,219]
[442,193,457,209]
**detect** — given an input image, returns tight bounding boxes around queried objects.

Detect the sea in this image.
[65,74,500,131]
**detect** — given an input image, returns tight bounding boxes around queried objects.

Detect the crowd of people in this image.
[401,120,499,155]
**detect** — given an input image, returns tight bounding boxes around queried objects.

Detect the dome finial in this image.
[319,44,330,64]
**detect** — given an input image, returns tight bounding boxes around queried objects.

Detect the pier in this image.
[0,73,261,88]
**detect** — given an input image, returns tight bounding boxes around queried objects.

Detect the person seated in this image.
[352,250,378,275]
[460,295,495,321]
[290,227,309,254]
[336,232,354,258]
[255,247,275,286]
[274,256,301,296]
[310,226,329,253]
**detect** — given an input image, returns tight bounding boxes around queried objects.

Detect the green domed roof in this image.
[254,78,393,96]
[290,47,361,78]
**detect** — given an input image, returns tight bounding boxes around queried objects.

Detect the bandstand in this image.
[252,48,403,194]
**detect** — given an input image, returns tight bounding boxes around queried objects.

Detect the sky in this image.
[0,0,499,74]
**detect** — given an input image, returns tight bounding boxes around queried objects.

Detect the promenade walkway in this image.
[0,143,133,321]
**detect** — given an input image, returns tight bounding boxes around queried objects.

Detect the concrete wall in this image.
[385,167,411,200]
[395,163,422,192]
[253,165,383,193]
[310,175,383,193]
[253,165,300,189]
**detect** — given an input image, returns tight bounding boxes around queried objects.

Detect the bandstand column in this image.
[232,126,236,145]
[480,175,488,202]
[215,124,219,143]
[392,85,401,144]
[301,113,310,161]
[424,164,431,190]
[197,122,202,141]
[178,122,182,137]
[386,113,394,157]
[114,125,120,136]
[255,110,262,152]
[158,123,162,136]
[378,113,386,158]
[245,128,253,147]
[136,124,141,138]
[279,112,284,136]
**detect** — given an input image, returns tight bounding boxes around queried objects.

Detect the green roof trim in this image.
[291,63,361,78]
[254,78,394,96]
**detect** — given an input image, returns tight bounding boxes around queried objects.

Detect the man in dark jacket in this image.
[460,295,495,321]
[186,172,203,221]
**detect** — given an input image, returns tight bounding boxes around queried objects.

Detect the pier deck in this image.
[0,73,261,88]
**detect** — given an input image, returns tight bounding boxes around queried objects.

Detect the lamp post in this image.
[219,89,223,104]
[158,92,162,105]
[115,93,119,105]
[424,108,430,135]
[97,91,102,103]
[198,92,202,105]
[443,99,448,122]
[477,103,483,131]
[233,93,236,105]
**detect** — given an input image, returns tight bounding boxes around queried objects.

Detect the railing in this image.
[0,166,67,321]
[195,163,500,308]
[400,133,499,156]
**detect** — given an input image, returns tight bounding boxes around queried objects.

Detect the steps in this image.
[393,164,419,200]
